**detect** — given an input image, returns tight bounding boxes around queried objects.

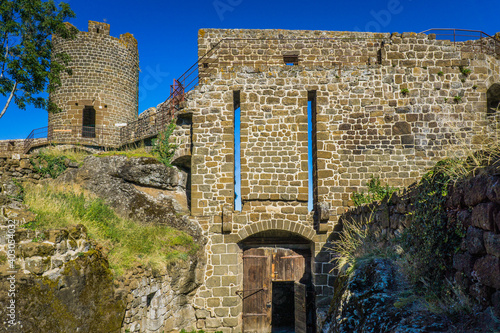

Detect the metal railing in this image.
[420,28,500,55]
[24,125,118,153]
[120,35,389,144]
[120,38,226,144]
[24,29,500,153]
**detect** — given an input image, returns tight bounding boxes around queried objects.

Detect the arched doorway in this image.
[239,230,316,333]
[487,83,500,114]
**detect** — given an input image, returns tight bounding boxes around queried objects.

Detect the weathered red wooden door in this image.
[243,248,271,333]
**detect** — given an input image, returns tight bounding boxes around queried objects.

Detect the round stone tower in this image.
[49,21,139,147]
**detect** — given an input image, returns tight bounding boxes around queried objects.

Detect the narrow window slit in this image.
[234,91,242,211]
[307,91,317,212]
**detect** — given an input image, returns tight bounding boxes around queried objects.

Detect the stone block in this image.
[195,309,210,319]
[214,307,229,317]
[484,232,500,257]
[471,203,498,231]
[453,252,474,276]
[392,121,411,135]
[457,209,472,228]
[206,276,221,288]
[222,275,237,286]
[464,174,489,207]
[222,204,232,233]
[222,296,240,307]
[207,298,220,307]
[223,317,239,327]
[206,317,222,328]
[487,176,500,204]
[317,202,330,221]
[473,255,500,289]
[220,254,237,265]
[465,226,485,255]
[212,287,230,297]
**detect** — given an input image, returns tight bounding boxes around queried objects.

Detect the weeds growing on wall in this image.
[96,147,155,159]
[30,147,89,179]
[399,160,466,296]
[152,120,178,167]
[332,214,398,275]
[352,176,398,206]
[23,184,198,275]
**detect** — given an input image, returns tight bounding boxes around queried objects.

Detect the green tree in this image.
[0,0,76,120]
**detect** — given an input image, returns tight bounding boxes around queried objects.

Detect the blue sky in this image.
[0,0,499,139]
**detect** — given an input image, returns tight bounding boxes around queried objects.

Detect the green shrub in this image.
[437,71,444,76]
[352,176,398,206]
[152,120,178,167]
[10,178,25,201]
[459,66,471,76]
[400,160,466,295]
[30,148,88,178]
[30,150,68,178]
[400,88,409,95]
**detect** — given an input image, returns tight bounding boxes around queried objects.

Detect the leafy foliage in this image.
[400,160,466,294]
[459,66,471,76]
[0,0,77,118]
[10,177,25,201]
[152,120,178,167]
[30,148,88,178]
[30,150,68,178]
[352,176,398,206]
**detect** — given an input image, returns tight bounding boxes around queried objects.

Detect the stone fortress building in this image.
[2,21,500,332]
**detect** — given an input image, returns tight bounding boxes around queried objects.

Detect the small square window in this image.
[283,55,299,66]
[203,63,209,68]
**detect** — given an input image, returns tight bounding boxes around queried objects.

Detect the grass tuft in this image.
[95,147,156,159]
[23,184,198,275]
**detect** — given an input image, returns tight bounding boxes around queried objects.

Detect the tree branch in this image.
[0,34,8,79]
[0,81,17,120]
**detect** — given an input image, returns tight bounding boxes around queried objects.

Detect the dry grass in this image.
[440,135,500,182]
[38,146,90,164]
[95,146,155,159]
[23,183,198,276]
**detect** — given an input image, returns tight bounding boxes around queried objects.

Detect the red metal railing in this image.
[119,38,226,144]
[25,29,500,152]
[419,29,500,55]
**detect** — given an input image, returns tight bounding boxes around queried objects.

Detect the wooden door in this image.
[243,247,311,333]
[294,282,307,333]
[243,248,271,333]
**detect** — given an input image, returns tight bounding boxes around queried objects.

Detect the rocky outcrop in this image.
[0,154,206,332]
[56,155,203,242]
[322,258,499,333]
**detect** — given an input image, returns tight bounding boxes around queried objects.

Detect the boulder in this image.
[56,156,203,242]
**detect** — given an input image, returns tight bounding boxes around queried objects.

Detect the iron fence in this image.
[24,125,118,153]
[26,29,500,152]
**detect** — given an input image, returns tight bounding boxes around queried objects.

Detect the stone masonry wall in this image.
[49,21,139,148]
[342,167,500,319]
[185,29,500,332]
